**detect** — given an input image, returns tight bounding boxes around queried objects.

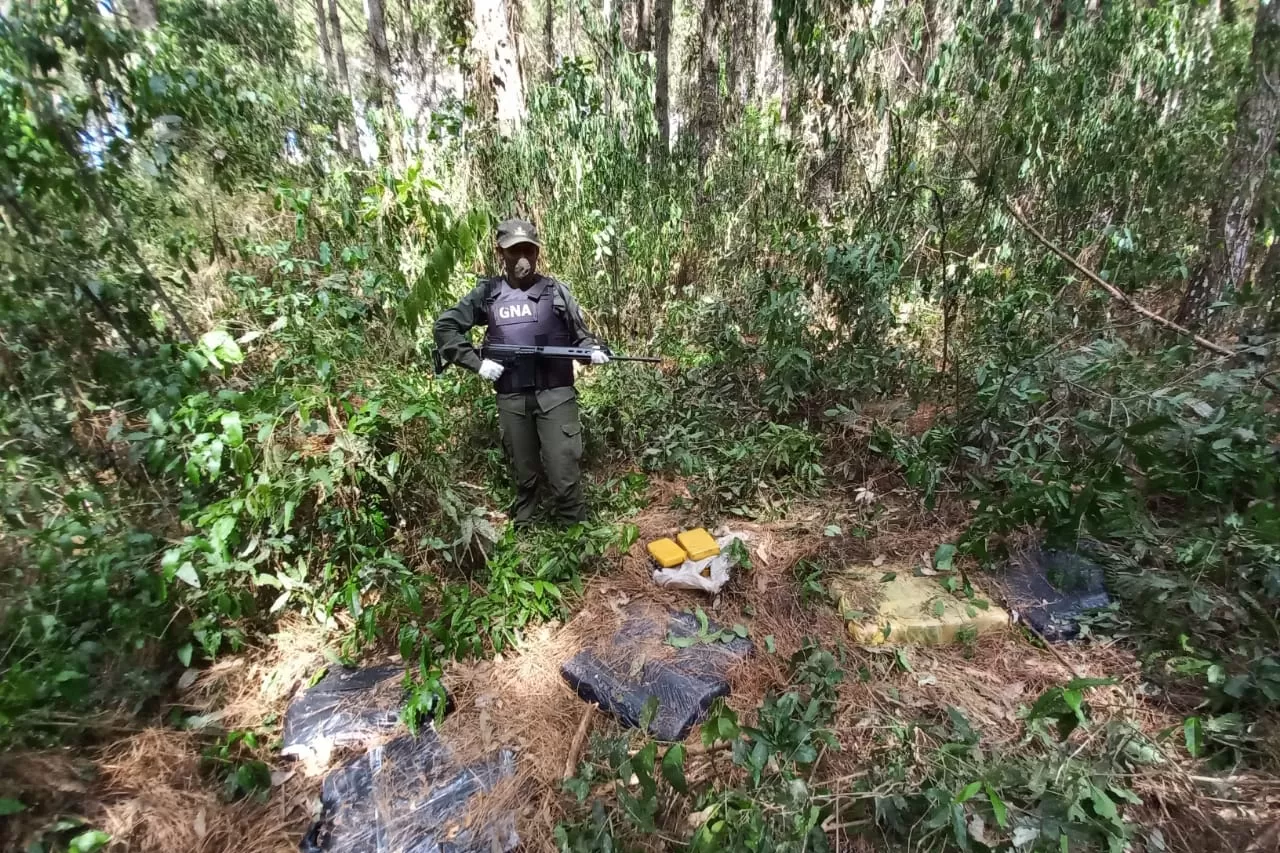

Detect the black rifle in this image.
[432,344,660,376]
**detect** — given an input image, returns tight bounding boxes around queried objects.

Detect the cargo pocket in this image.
[561,421,583,462]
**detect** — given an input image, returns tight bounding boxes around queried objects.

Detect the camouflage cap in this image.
[496,218,541,249]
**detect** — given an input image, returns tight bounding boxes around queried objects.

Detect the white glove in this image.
[590,347,610,365]
[478,359,505,382]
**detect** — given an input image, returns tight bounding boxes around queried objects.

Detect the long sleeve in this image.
[432,282,490,373]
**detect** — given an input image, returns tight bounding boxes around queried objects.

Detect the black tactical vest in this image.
[483,276,574,393]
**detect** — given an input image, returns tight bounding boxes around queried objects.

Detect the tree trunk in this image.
[473,0,527,131]
[327,0,356,152]
[124,0,158,28]
[544,0,556,78]
[636,0,650,49]
[744,0,759,100]
[328,0,352,97]
[653,0,672,153]
[313,0,335,79]
[1176,0,1280,330]
[694,0,724,168]
[366,0,405,169]
[508,0,530,105]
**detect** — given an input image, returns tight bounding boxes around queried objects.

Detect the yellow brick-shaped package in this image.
[647,538,687,568]
[676,528,720,561]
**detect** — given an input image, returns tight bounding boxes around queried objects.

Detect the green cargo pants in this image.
[496,389,586,526]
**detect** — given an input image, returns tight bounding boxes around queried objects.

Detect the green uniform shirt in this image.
[433,275,600,412]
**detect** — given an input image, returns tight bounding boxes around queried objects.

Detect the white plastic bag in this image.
[652,531,749,594]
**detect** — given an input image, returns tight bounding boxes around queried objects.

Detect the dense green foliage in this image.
[1,0,1277,849]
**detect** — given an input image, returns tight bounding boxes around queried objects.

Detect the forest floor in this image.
[6,479,1280,852]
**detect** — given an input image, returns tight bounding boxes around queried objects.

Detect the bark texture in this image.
[1176,0,1280,329]
[694,0,724,167]
[366,0,406,168]
[473,0,528,132]
[653,0,672,152]
[313,0,335,79]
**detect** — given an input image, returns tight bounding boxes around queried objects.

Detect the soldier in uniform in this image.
[433,219,608,527]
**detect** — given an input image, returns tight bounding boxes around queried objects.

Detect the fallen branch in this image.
[1000,197,1279,394]
[562,703,597,780]
[948,141,1279,395]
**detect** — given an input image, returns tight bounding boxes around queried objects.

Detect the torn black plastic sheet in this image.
[561,607,753,741]
[281,665,407,763]
[300,728,518,853]
[1003,548,1111,642]
[281,664,453,769]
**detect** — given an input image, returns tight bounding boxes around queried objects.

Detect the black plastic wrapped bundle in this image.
[561,606,753,742]
[300,729,518,853]
[1004,548,1111,642]
[281,665,407,760]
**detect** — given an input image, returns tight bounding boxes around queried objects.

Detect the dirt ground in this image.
[4,481,1279,852]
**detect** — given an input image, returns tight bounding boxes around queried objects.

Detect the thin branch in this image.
[999,195,1280,394]
[562,702,596,780]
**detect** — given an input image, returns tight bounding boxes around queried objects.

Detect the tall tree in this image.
[544,0,555,78]
[366,0,406,168]
[472,0,527,131]
[327,0,352,98]
[653,0,672,152]
[693,0,724,167]
[326,0,355,152]
[313,0,335,79]
[636,0,650,49]
[1176,0,1280,330]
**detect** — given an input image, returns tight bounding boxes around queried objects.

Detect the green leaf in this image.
[0,798,26,816]
[1184,716,1204,758]
[177,643,193,667]
[880,572,897,582]
[934,543,956,572]
[199,330,244,367]
[562,776,589,802]
[955,781,982,804]
[661,743,688,794]
[632,742,658,781]
[1089,784,1118,821]
[1062,688,1086,721]
[666,634,698,649]
[639,695,661,730]
[175,561,201,589]
[764,635,776,654]
[220,412,244,447]
[932,599,946,618]
[69,830,111,853]
[731,623,749,638]
[894,648,912,672]
[1064,677,1117,690]
[950,803,968,850]
[1223,676,1249,698]
[823,524,843,537]
[985,784,1008,828]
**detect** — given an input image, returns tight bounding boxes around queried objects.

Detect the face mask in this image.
[512,257,533,280]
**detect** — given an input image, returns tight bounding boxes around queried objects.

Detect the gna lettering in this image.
[496,302,535,321]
